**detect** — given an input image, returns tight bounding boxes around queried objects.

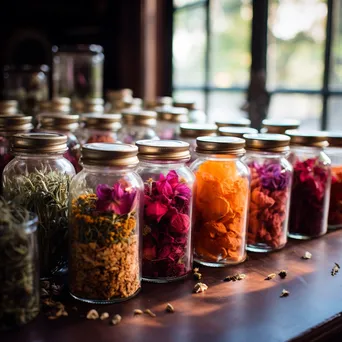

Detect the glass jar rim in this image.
[180,123,217,138]
[285,129,328,147]
[218,126,258,138]
[215,117,251,128]
[243,133,290,152]
[196,136,246,155]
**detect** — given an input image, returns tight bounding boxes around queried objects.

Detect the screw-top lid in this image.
[173,101,196,110]
[243,133,291,152]
[107,89,133,101]
[51,97,71,113]
[218,126,258,138]
[262,119,300,134]
[0,115,33,132]
[157,96,173,106]
[326,132,342,147]
[84,98,104,113]
[83,113,122,131]
[215,117,251,128]
[196,136,246,155]
[136,140,190,161]
[180,123,217,138]
[285,130,328,148]
[39,100,51,111]
[121,109,157,127]
[39,114,79,131]
[156,106,188,123]
[81,142,139,167]
[12,133,68,154]
[0,100,18,115]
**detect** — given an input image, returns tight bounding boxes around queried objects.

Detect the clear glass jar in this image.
[215,117,251,128]
[155,106,188,139]
[191,137,250,266]
[179,123,217,164]
[286,131,331,239]
[84,98,104,114]
[82,113,122,144]
[242,134,293,252]
[0,203,39,331]
[2,133,76,278]
[0,100,18,115]
[52,44,104,99]
[261,119,300,134]
[118,109,159,144]
[174,101,206,123]
[69,143,143,304]
[135,140,195,282]
[324,133,342,229]
[38,114,82,173]
[105,89,133,113]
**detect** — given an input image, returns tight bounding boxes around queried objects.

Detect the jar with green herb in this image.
[2,133,75,278]
[69,143,143,303]
[0,200,39,330]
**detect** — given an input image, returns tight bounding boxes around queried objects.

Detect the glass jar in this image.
[50,97,71,114]
[324,133,342,229]
[0,115,33,194]
[144,96,172,110]
[179,123,217,164]
[155,107,188,139]
[135,140,195,282]
[118,109,159,144]
[52,44,104,99]
[218,126,258,138]
[215,117,251,128]
[3,133,76,278]
[0,202,39,331]
[84,98,104,114]
[0,100,18,115]
[82,113,122,144]
[174,101,206,123]
[286,130,331,239]
[38,114,82,173]
[69,143,143,304]
[105,89,133,113]
[242,134,293,252]
[191,137,250,266]
[261,119,300,134]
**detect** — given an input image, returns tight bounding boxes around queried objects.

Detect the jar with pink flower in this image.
[69,143,143,303]
[135,140,195,283]
[286,130,331,239]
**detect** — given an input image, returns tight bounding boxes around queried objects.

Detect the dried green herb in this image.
[0,200,39,330]
[331,263,340,276]
[3,167,71,278]
[278,270,287,279]
[223,273,246,282]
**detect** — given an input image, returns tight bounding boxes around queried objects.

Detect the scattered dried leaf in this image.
[100,312,109,320]
[86,309,99,320]
[144,309,156,317]
[264,273,276,280]
[301,251,312,260]
[166,303,174,313]
[193,272,202,280]
[193,282,208,293]
[224,273,246,282]
[133,309,143,315]
[111,314,122,325]
[278,270,287,279]
[280,289,290,297]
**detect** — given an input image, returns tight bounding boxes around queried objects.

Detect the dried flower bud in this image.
[301,251,312,260]
[133,309,143,315]
[111,314,122,325]
[280,289,290,297]
[264,273,276,280]
[193,282,208,293]
[193,272,202,280]
[166,303,174,313]
[144,309,156,317]
[86,309,99,320]
[278,270,287,279]
[100,312,109,320]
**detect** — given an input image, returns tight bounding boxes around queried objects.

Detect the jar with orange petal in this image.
[191,136,250,267]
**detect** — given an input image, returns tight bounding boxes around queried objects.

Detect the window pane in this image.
[209,0,252,88]
[267,0,327,90]
[330,0,342,90]
[173,7,206,86]
[268,94,322,130]
[327,96,342,130]
[207,91,247,123]
[173,90,206,111]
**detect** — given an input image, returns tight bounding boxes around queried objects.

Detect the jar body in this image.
[324,146,342,229]
[0,213,39,330]
[180,137,197,165]
[2,154,75,278]
[191,155,249,266]
[118,125,159,144]
[83,128,118,144]
[155,121,180,140]
[288,146,331,239]
[69,165,143,303]
[136,160,195,282]
[243,152,293,252]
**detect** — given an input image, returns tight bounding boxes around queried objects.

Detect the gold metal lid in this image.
[196,136,246,155]
[83,113,122,130]
[156,106,188,123]
[39,100,51,111]
[85,98,104,105]
[81,142,139,167]
[0,100,18,115]
[173,101,195,110]
[107,89,133,100]
[243,133,290,152]
[180,123,217,138]
[136,140,190,161]
[215,117,251,128]
[51,97,71,113]
[39,114,79,131]
[326,132,342,147]
[71,99,85,113]
[121,109,157,126]
[262,119,300,133]
[285,130,328,147]
[12,133,68,154]
[157,96,173,106]
[218,126,258,138]
[0,115,33,132]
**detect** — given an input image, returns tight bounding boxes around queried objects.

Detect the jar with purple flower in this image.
[242,134,293,252]
[69,143,143,303]
[286,130,331,239]
[135,140,195,283]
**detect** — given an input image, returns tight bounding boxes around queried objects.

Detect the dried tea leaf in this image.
[193,282,208,293]
[264,273,276,280]
[166,303,174,313]
[111,314,122,325]
[144,309,156,317]
[223,273,246,282]
[193,272,202,280]
[133,309,143,315]
[301,251,312,260]
[278,270,287,279]
[280,289,290,297]
[86,309,99,320]
[100,312,109,320]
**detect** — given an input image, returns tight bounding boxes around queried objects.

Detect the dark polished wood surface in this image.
[3,231,342,342]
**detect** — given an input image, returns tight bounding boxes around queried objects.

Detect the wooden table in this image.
[3,230,342,342]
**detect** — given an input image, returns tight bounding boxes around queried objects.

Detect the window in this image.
[172,0,342,130]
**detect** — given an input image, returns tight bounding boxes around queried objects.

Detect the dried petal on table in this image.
[86,309,99,320]
[111,314,122,325]
[301,251,312,260]
[264,273,277,280]
[100,312,109,320]
[193,282,208,293]
[193,272,202,280]
[278,270,287,279]
[223,273,246,282]
[193,267,199,273]
[166,303,174,313]
[134,309,143,315]
[331,263,340,276]
[280,289,290,297]
[144,309,156,317]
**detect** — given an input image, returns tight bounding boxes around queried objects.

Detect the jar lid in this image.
[262,119,300,133]
[136,140,190,161]
[173,101,195,110]
[85,98,104,106]
[39,100,51,111]
[51,97,71,113]
[81,142,139,167]
[156,106,188,122]
[196,136,245,155]
[243,133,290,152]
[71,99,85,113]
[326,132,342,147]
[132,98,143,107]
[215,117,251,128]
[39,114,79,131]
[218,126,258,138]
[12,133,68,154]
[83,113,122,130]
[107,89,133,100]
[0,100,18,115]
[180,123,217,138]
[285,130,328,147]
[122,109,157,126]
[0,115,33,132]
[157,96,173,106]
